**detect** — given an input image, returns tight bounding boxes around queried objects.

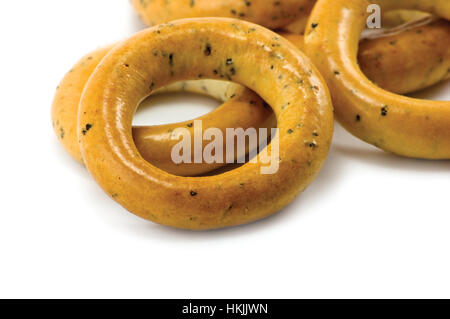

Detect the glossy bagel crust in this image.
[78,18,334,230]
[305,0,450,159]
[131,0,316,30]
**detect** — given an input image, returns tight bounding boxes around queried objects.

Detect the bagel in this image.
[305,0,450,159]
[77,18,334,230]
[131,0,316,30]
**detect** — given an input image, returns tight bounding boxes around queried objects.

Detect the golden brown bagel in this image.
[78,18,334,230]
[305,0,450,159]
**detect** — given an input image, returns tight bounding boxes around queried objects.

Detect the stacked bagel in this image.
[52,0,450,230]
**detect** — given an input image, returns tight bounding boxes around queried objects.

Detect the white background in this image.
[0,0,449,299]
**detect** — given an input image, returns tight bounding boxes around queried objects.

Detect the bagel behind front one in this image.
[131,0,316,29]
[305,0,450,159]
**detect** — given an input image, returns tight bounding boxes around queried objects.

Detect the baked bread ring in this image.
[305,0,450,159]
[131,0,316,30]
[78,18,334,230]
[51,46,274,176]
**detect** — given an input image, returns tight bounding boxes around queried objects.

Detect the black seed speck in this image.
[82,124,93,135]
[204,43,212,56]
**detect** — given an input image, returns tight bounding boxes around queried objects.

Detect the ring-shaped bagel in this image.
[305,0,450,159]
[131,0,316,30]
[78,18,334,230]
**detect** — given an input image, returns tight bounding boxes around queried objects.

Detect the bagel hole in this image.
[132,81,277,177]
[359,15,449,100]
[134,91,220,126]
